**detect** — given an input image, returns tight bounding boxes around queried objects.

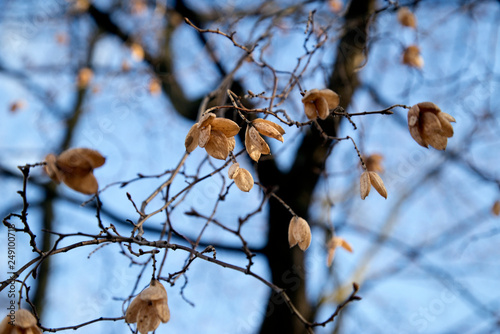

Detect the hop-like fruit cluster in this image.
[125,279,170,334]
[185,113,240,160]
[44,148,106,195]
[407,102,455,150]
[301,89,340,120]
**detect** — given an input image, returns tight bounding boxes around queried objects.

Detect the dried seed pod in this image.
[288,216,312,251]
[407,102,456,150]
[185,123,200,153]
[364,154,384,173]
[397,7,417,28]
[211,118,240,137]
[368,172,387,199]
[245,126,270,162]
[327,236,353,267]
[234,168,254,192]
[301,89,340,120]
[198,113,216,129]
[204,130,229,160]
[44,148,105,195]
[125,279,170,334]
[252,119,285,142]
[228,163,240,179]
[198,125,211,148]
[360,171,371,200]
[403,45,424,68]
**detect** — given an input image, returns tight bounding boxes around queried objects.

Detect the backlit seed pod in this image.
[234,168,254,192]
[185,123,200,153]
[403,45,424,68]
[204,130,230,160]
[252,119,285,142]
[397,7,417,28]
[245,126,270,162]
[210,118,240,137]
[368,172,387,199]
[228,163,240,179]
[125,279,170,334]
[360,171,371,200]
[360,171,387,200]
[407,102,456,150]
[326,236,353,267]
[44,148,105,195]
[0,309,42,334]
[288,216,312,251]
[301,89,340,120]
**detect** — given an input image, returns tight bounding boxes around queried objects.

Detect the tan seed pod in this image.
[185,123,200,153]
[227,136,236,152]
[318,89,340,110]
[62,171,99,195]
[211,118,240,137]
[252,119,285,142]
[492,200,500,216]
[198,125,211,148]
[198,113,216,129]
[44,153,63,183]
[360,171,371,200]
[288,216,312,251]
[245,126,270,161]
[304,102,318,120]
[397,7,417,28]
[0,309,42,334]
[364,154,384,173]
[408,102,455,150]
[205,130,230,160]
[315,96,330,120]
[368,171,387,199]
[234,168,254,192]
[245,126,262,162]
[228,163,240,179]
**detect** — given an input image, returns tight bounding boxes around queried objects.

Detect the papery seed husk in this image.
[319,89,340,109]
[248,126,270,155]
[198,125,211,148]
[289,216,311,251]
[185,123,200,153]
[198,113,215,129]
[125,296,143,323]
[420,112,442,135]
[154,299,170,323]
[228,163,240,179]
[227,136,236,152]
[364,154,384,173]
[62,172,99,195]
[315,96,330,120]
[234,168,253,192]
[140,281,168,301]
[71,148,105,168]
[205,130,230,160]
[437,112,454,137]
[360,171,371,200]
[407,105,420,127]
[339,238,353,252]
[245,126,262,162]
[211,118,240,137]
[423,132,448,150]
[14,309,38,328]
[44,153,63,183]
[327,247,336,267]
[252,119,284,142]
[137,306,161,334]
[368,171,387,199]
[301,89,321,103]
[492,200,500,216]
[409,123,428,148]
[403,46,423,68]
[57,149,93,176]
[440,112,456,123]
[253,118,285,135]
[417,102,441,115]
[304,102,318,120]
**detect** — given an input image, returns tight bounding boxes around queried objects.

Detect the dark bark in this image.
[258,1,375,333]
